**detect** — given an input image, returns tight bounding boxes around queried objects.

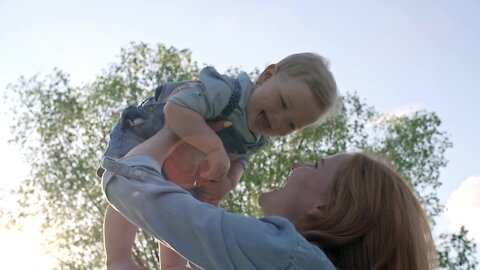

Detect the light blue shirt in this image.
[102,155,336,270]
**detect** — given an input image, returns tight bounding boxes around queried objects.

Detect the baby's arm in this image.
[164,101,230,182]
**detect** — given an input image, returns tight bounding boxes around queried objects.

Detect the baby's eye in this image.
[280,96,287,109]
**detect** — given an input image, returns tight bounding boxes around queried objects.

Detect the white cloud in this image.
[444,175,480,243]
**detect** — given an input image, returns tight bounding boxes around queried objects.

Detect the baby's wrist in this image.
[204,145,225,156]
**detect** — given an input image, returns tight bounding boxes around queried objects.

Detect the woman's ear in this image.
[306,203,325,219]
[257,64,277,85]
[297,204,325,233]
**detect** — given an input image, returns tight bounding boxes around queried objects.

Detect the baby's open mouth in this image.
[257,110,271,131]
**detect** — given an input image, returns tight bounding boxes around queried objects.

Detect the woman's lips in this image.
[256,111,271,131]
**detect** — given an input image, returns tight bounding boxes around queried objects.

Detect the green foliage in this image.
[2,42,477,269]
[4,42,199,269]
[438,226,478,270]
[371,111,452,222]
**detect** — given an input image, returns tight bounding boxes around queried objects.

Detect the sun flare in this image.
[1,223,57,269]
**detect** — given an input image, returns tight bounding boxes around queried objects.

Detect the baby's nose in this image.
[277,128,290,136]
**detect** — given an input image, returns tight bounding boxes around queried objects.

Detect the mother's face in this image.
[258,153,351,222]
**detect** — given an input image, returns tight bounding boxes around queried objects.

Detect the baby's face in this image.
[246,72,323,137]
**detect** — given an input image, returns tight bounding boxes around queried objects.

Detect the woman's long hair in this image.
[302,153,437,270]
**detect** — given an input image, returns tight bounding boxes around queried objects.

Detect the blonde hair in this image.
[276,53,339,122]
[302,153,437,270]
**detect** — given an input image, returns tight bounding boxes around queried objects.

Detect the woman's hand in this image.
[160,120,232,185]
[197,157,245,206]
[131,119,241,206]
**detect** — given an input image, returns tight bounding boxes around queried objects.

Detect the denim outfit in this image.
[102,155,336,270]
[101,67,269,174]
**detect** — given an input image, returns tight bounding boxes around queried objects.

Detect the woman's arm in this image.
[103,158,334,269]
[103,124,335,269]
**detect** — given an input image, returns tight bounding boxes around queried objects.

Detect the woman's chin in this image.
[258,191,275,215]
[257,193,266,208]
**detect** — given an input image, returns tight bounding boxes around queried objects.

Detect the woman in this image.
[102,124,437,270]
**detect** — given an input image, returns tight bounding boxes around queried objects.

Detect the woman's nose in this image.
[291,161,316,171]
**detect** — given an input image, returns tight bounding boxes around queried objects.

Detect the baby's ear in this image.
[257,64,277,84]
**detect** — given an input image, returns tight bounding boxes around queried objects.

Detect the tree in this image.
[3,42,200,269]
[3,42,477,269]
[438,226,478,270]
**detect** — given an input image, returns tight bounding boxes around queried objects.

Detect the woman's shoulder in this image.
[221,214,336,269]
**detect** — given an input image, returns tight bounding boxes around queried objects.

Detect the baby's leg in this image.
[159,242,200,270]
[107,260,148,270]
[104,205,146,270]
[102,100,167,269]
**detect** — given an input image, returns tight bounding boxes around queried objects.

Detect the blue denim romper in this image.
[98,78,269,184]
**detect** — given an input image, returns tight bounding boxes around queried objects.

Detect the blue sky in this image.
[1,0,479,267]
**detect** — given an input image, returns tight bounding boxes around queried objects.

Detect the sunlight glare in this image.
[1,224,57,269]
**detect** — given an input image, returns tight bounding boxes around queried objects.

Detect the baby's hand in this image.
[198,175,236,206]
[199,148,230,182]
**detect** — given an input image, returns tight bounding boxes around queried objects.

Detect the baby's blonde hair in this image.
[276,53,339,122]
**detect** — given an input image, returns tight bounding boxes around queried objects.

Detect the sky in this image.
[1,0,479,268]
